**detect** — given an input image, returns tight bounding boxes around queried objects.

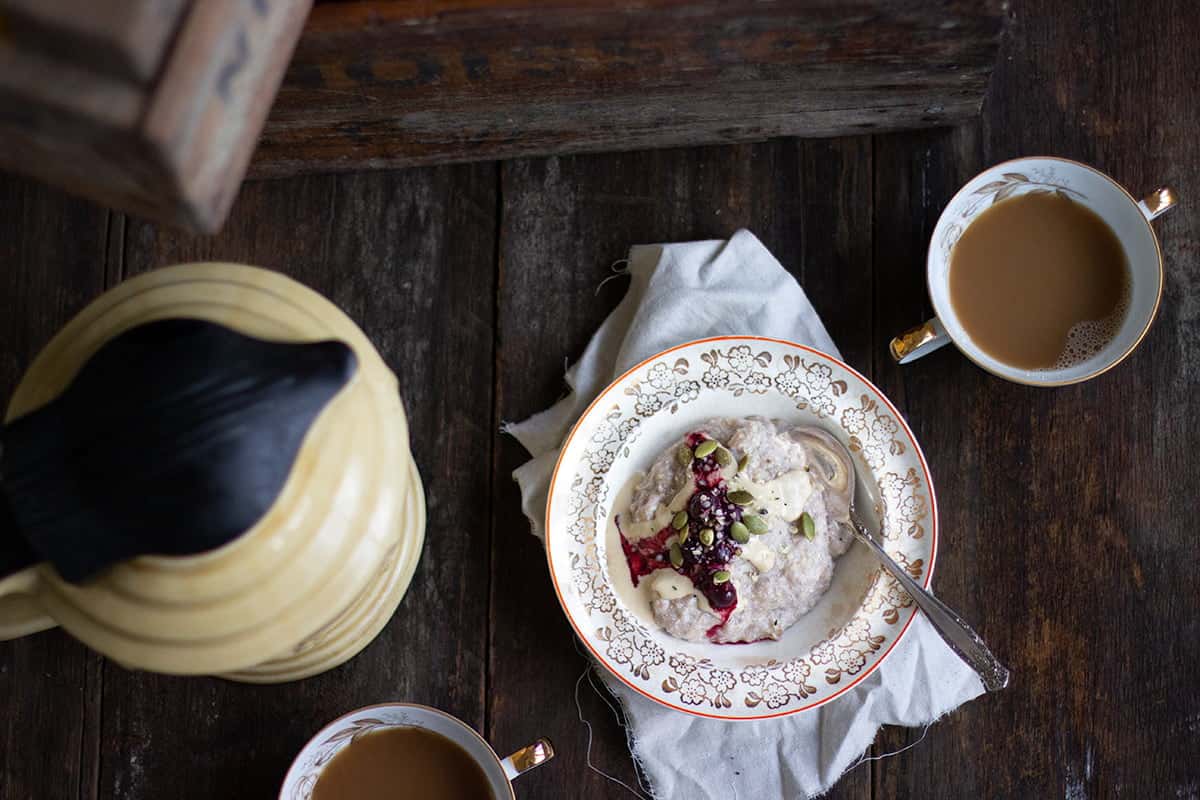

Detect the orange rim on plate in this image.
[544,335,939,720]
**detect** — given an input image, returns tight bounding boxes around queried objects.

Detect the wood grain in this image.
[0,0,190,84]
[95,165,497,799]
[0,178,109,800]
[0,0,312,234]
[254,0,1005,176]
[870,1,1200,796]
[139,0,314,232]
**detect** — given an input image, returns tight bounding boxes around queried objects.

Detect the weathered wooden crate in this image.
[0,0,312,233]
[256,0,1007,176]
[0,0,1004,232]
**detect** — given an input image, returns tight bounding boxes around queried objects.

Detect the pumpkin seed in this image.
[801,511,816,541]
[728,490,755,506]
[715,447,734,467]
[680,527,691,544]
[694,440,719,458]
[744,514,769,535]
[676,445,693,466]
[671,510,689,530]
[737,454,749,474]
[699,527,715,546]
[712,570,731,584]
[730,521,750,543]
[669,543,684,569]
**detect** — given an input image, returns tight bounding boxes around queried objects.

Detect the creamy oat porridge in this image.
[614,417,855,644]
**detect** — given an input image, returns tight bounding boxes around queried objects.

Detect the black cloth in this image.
[0,318,357,583]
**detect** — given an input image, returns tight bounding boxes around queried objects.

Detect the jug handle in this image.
[0,567,56,640]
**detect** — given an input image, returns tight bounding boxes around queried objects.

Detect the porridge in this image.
[615,417,855,644]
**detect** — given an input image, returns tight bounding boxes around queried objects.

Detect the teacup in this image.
[279,703,553,800]
[889,157,1177,385]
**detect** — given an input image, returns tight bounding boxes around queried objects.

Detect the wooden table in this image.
[2,0,1197,797]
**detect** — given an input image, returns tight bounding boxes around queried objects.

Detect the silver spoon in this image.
[824,436,1010,692]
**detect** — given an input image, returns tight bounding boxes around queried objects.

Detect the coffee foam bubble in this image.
[1045,283,1131,371]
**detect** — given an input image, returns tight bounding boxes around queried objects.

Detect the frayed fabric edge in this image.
[826,701,971,796]
[569,637,660,799]
[589,662,660,800]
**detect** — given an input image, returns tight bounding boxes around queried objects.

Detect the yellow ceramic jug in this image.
[0,264,425,682]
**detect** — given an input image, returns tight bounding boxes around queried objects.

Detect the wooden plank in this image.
[871,0,1200,794]
[0,176,109,800]
[96,164,497,799]
[490,141,874,798]
[0,0,312,235]
[799,137,875,372]
[140,0,313,231]
[0,46,154,232]
[793,136,875,798]
[0,46,143,131]
[253,0,1005,176]
[0,0,190,84]
[869,123,993,794]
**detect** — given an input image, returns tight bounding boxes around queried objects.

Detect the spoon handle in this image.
[849,516,1010,692]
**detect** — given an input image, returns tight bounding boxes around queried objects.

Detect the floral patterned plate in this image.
[545,336,938,720]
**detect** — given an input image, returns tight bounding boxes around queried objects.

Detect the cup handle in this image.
[500,738,555,781]
[0,567,56,640]
[889,318,951,364]
[1138,186,1178,221]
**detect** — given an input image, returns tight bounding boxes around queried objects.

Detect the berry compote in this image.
[617,432,743,640]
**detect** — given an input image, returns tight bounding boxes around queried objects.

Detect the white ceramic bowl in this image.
[545,336,938,720]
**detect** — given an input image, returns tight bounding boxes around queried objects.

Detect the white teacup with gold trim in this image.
[890,157,1177,386]
[280,703,553,800]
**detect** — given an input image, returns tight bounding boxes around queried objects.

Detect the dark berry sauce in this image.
[618,432,743,641]
[618,524,675,583]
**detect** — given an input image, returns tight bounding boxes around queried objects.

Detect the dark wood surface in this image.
[2,0,1199,797]
[255,0,1005,176]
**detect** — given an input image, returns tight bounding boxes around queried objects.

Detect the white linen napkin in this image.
[507,229,985,799]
